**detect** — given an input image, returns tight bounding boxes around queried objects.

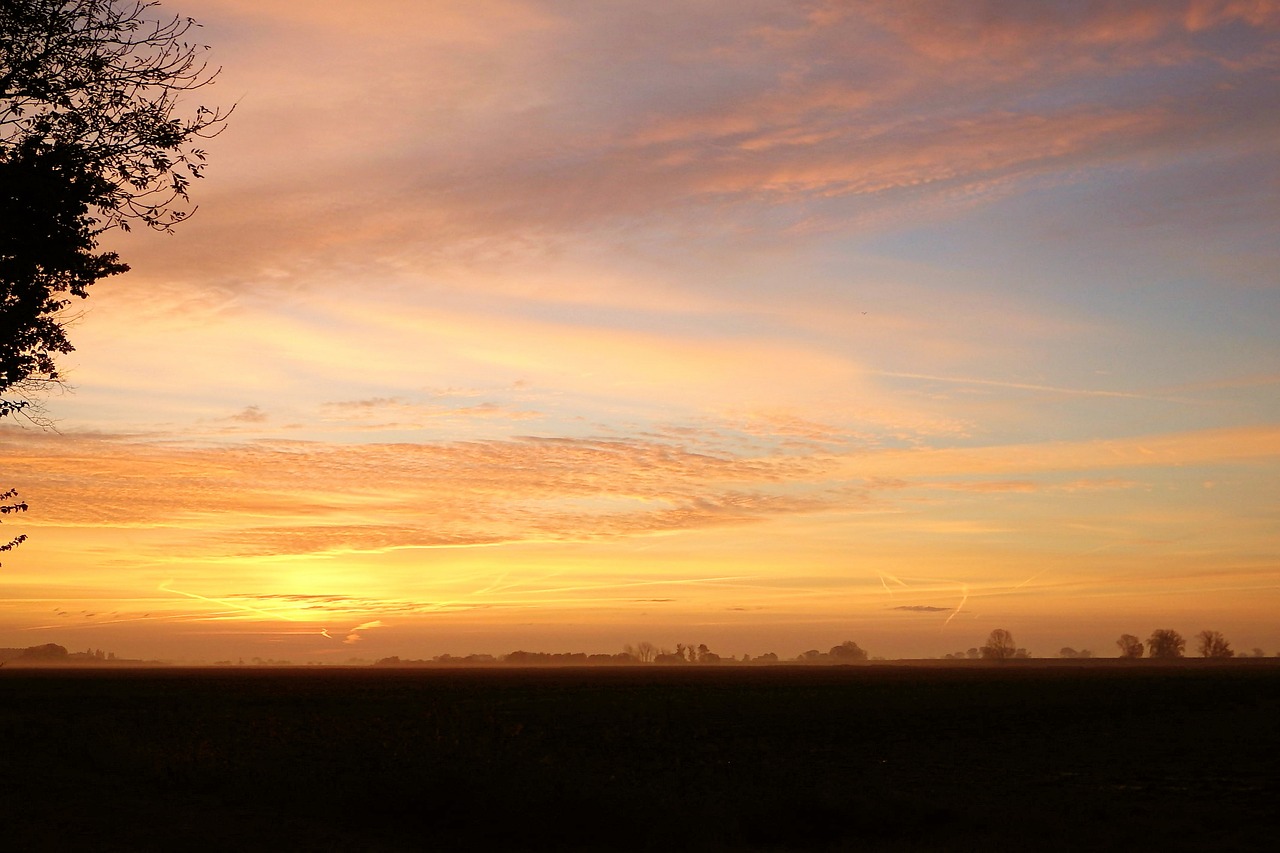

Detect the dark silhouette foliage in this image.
[0,487,26,564]
[1,141,129,394]
[1195,630,1234,658]
[981,628,1017,660]
[829,640,868,661]
[1,1,230,231]
[1116,633,1144,658]
[622,641,657,662]
[16,641,67,660]
[1,0,228,400]
[1147,628,1186,659]
[666,642,722,663]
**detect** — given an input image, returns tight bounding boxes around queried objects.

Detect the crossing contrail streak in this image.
[942,585,969,628]
[158,581,298,622]
[873,370,1194,403]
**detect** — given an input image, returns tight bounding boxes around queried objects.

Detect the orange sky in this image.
[3,0,1278,661]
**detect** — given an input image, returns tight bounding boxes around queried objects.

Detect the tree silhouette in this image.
[2,0,228,402]
[1,141,129,398]
[980,628,1017,660]
[1146,629,1185,659]
[828,640,868,661]
[622,641,657,663]
[1195,630,1234,658]
[1115,634,1144,658]
[0,487,26,565]
[1,1,230,230]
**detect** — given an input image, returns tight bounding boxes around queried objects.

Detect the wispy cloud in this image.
[320,398,541,430]
[874,371,1196,403]
[229,406,268,423]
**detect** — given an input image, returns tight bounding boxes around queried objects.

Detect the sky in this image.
[2,0,1278,662]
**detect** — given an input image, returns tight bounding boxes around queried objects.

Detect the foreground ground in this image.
[2,663,1276,851]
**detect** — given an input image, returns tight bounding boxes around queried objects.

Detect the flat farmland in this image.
[2,663,1276,851]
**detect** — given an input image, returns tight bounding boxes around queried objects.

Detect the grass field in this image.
[2,663,1276,851]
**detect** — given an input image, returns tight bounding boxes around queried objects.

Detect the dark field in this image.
[2,664,1277,851]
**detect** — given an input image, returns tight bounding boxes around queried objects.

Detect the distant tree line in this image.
[10,632,1268,669]
[375,640,873,667]
[940,628,1263,662]
[1115,628,1242,659]
[943,628,1029,660]
[0,643,122,664]
[365,628,1275,667]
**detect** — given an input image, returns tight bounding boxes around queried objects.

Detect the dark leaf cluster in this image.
[1,139,129,391]
[1,486,28,562]
[2,0,228,401]
[1,0,230,232]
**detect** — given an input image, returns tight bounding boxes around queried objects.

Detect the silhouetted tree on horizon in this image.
[829,640,868,662]
[980,628,1018,660]
[623,641,657,663]
[1195,630,1234,658]
[1116,634,1144,658]
[1147,629,1186,659]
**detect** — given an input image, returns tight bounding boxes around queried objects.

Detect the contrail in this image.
[1014,569,1049,589]
[874,370,1194,403]
[496,575,756,596]
[878,571,911,596]
[942,585,969,628]
[158,581,298,622]
[471,570,513,596]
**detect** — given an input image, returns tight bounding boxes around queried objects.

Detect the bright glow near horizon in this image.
[2,0,1278,662]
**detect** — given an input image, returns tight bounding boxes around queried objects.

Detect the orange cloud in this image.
[838,425,1280,481]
